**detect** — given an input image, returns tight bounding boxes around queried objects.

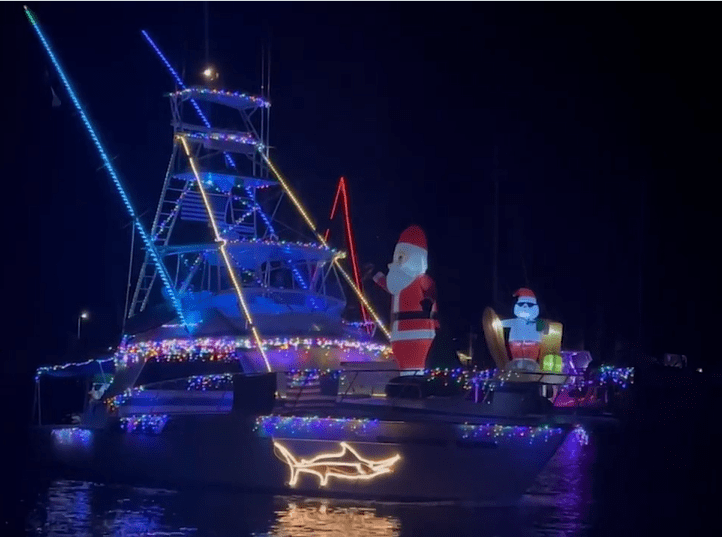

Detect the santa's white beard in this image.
[386,263,417,294]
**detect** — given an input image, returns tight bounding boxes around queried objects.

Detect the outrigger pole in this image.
[325,177,372,334]
[140,31,391,341]
[24,6,191,334]
[176,135,272,373]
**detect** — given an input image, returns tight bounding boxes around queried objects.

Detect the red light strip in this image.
[323,177,371,332]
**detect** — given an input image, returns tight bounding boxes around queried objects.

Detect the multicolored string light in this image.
[457,423,565,443]
[114,337,392,368]
[171,87,270,109]
[286,369,342,388]
[25,7,189,331]
[51,428,93,446]
[596,365,634,387]
[186,373,235,391]
[119,414,169,434]
[424,368,497,391]
[35,358,114,382]
[226,237,334,252]
[255,416,380,438]
[186,131,259,147]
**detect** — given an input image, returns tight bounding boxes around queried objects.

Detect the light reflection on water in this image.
[267,500,400,537]
[25,432,594,537]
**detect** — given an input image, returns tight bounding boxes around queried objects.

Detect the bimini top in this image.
[168,87,270,111]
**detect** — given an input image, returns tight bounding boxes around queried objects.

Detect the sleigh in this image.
[481,307,564,384]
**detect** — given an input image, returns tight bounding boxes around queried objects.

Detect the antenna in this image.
[260,42,265,164]
[267,39,272,99]
[204,1,209,65]
[265,40,272,164]
[492,145,499,308]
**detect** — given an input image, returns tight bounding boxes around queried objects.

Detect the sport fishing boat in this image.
[27,7,627,504]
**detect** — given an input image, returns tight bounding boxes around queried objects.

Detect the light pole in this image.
[77,311,89,340]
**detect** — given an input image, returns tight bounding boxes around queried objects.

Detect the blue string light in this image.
[140,30,310,293]
[25,8,189,331]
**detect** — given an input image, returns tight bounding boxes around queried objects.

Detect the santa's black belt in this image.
[392,311,438,321]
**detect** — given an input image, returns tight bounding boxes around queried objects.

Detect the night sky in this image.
[2,2,719,406]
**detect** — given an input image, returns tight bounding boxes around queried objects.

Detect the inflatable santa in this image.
[373,225,439,373]
[500,288,547,369]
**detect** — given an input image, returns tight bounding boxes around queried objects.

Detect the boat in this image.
[26,6,628,504]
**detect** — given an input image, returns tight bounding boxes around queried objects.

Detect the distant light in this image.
[80,311,89,320]
[202,66,218,81]
[697,368,703,373]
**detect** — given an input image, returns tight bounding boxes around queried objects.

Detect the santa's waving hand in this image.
[374,226,439,373]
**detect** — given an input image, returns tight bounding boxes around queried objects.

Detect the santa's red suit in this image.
[374,226,439,371]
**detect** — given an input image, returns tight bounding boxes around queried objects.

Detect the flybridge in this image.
[26,6,392,364]
[139,27,392,342]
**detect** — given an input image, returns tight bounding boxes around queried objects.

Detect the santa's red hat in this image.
[513,287,537,303]
[398,225,427,251]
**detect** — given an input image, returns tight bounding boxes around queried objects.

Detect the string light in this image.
[257,416,566,447]
[343,320,376,329]
[35,358,114,382]
[186,373,234,391]
[256,416,380,439]
[286,369,342,384]
[457,423,565,444]
[185,131,259,147]
[170,87,270,109]
[113,337,392,368]
[423,368,497,391]
[273,441,401,487]
[596,365,634,387]
[119,414,169,434]
[178,134,272,372]
[51,428,93,446]
[26,7,190,332]
[226,237,334,252]
[236,205,257,224]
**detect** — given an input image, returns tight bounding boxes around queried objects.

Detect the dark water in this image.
[12,430,602,537]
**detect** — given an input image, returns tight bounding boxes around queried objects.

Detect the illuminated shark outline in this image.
[273,441,401,487]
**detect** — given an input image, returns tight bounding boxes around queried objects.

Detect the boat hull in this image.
[31,414,569,504]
